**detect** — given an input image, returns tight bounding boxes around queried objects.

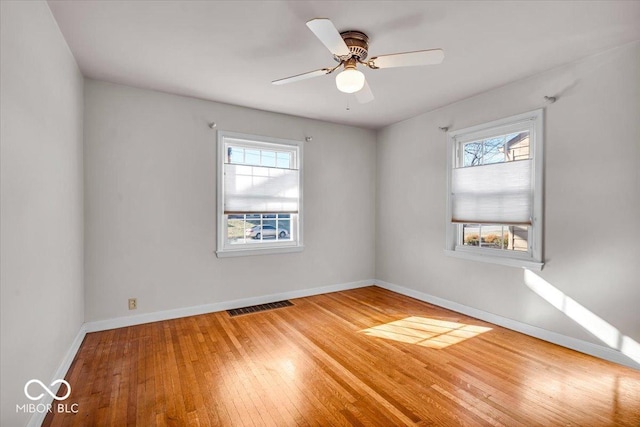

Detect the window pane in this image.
[262,150,276,167]
[277,219,291,241]
[462,224,480,246]
[228,147,244,164]
[478,225,506,249]
[510,226,529,252]
[227,217,246,244]
[245,149,261,165]
[463,142,483,167]
[482,137,505,165]
[505,131,530,162]
[277,152,291,169]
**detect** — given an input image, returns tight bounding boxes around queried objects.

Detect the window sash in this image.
[453,120,533,145]
[225,213,296,246]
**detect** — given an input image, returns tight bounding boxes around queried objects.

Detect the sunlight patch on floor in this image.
[360,316,492,349]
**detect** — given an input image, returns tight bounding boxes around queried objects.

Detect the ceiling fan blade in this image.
[355,80,374,104]
[370,49,444,69]
[306,18,350,57]
[272,68,330,85]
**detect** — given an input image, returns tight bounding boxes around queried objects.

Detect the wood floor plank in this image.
[43,286,640,426]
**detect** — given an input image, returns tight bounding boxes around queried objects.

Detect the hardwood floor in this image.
[43,286,640,426]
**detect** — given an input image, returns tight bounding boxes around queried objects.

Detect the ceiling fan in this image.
[272,18,444,104]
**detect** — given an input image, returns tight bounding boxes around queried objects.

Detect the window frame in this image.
[445,109,544,270]
[216,131,304,258]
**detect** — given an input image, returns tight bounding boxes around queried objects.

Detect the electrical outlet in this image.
[128,298,137,310]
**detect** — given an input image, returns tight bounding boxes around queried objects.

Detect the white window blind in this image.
[224,164,299,214]
[451,159,532,225]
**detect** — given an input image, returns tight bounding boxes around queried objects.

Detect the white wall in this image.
[376,42,640,358]
[0,2,85,426]
[83,80,376,322]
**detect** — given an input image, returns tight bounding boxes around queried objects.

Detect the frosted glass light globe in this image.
[335,68,365,93]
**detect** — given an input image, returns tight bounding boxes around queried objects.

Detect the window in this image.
[445,110,544,269]
[216,131,303,257]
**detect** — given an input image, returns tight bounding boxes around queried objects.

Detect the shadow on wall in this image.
[524,269,640,366]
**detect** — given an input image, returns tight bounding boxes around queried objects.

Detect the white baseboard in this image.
[27,324,87,427]
[84,280,374,333]
[374,279,640,370]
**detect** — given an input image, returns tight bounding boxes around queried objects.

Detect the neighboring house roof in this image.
[506,132,529,149]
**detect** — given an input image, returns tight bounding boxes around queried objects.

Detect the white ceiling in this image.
[47,1,640,129]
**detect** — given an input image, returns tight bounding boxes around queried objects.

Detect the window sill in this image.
[443,249,544,270]
[216,245,304,258]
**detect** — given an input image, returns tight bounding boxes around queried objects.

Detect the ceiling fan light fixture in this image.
[335,68,365,94]
[272,18,443,105]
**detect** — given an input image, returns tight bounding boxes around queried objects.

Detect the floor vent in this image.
[227,300,293,317]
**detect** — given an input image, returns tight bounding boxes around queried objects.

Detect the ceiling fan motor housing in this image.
[336,31,369,61]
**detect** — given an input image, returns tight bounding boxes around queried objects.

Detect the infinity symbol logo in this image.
[24,379,71,401]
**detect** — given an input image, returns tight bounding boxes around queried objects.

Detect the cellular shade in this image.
[224,164,299,214]
[451,159,532,225]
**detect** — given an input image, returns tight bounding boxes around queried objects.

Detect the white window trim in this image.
[444,109,544,270]
[216,131,304,258]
